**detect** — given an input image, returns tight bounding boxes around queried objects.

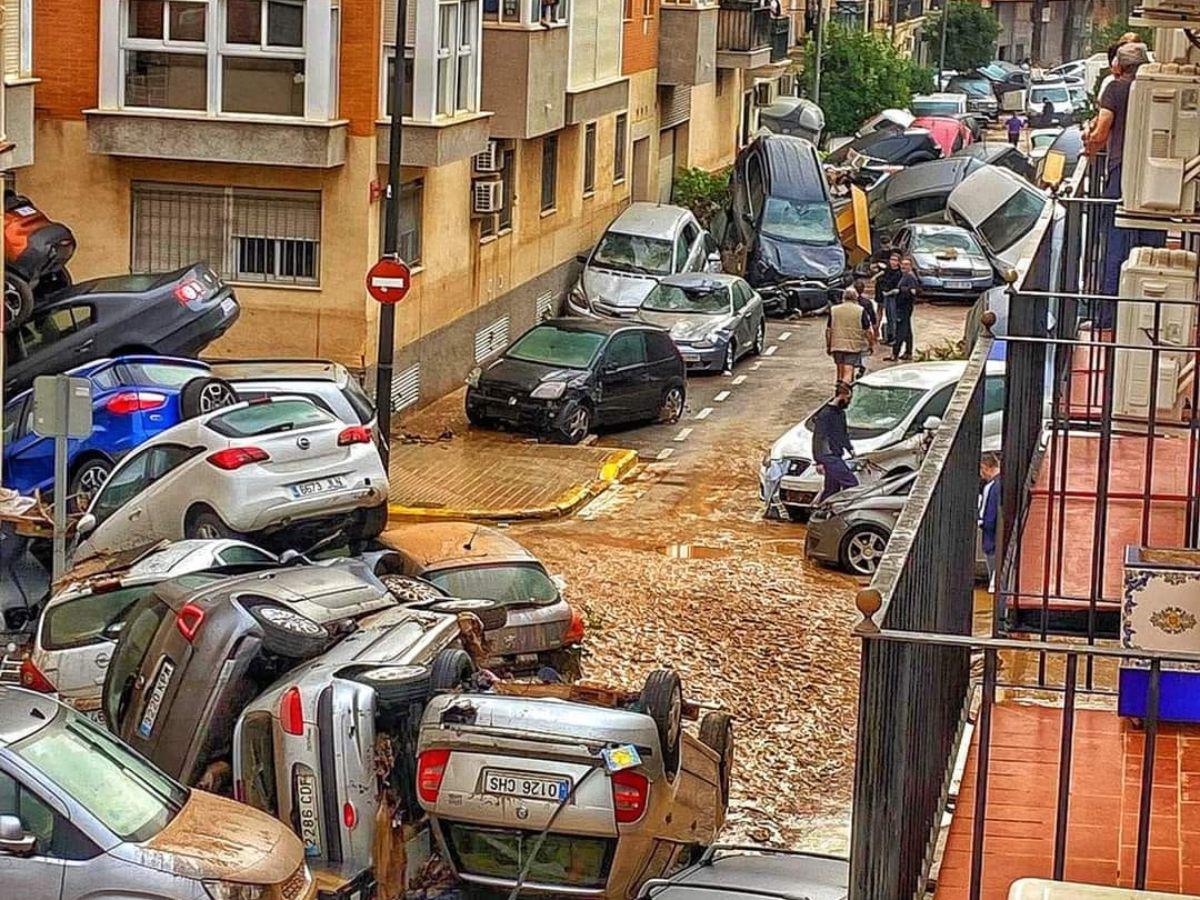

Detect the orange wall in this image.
[35,0,100,119]
[622,0,659,75]
[341,0,382,136]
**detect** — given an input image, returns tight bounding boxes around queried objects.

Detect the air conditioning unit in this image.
[1113,246,1197,420]
[473,141,501,175]
[1121,63,1200,217]
[753,81,776,106]
[472,179,504,214]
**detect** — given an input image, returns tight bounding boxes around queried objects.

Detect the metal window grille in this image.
[583,122,597,195]
[541,135,558,212]
[391,362,421,412]
[475,315,510,362]
[131,181,321,286]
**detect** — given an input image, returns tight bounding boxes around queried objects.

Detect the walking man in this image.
[978,452,1002,590]
[812,382,858,503]
[874,252,902,345]
[827,287,874,385]
[1006,112,1025,147]
[886,257,919,361]
[852,277,879,380]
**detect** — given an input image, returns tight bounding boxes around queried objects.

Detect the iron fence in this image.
[717,0,771,52]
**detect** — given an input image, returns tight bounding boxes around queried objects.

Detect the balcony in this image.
[375,113,492,168]
[480,24,570,140]
[716,0,773,69]
[658,1,719,87]
[769,15,791,63]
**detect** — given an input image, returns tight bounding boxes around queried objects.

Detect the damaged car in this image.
[636,273,766,373]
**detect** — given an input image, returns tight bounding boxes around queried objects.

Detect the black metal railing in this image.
[717,0,771,52]
[769,15,790,61]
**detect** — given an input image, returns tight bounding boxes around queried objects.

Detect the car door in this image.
[982,372,1006,447]
[139,444,204,540]
[905,383,956,437]
[3,396,55,495]
[14,306,98,383]
[0,766,68,898]
[77,445,158,557]
[730,282,752,349]
[643,330,683,411]
[597,331,650,424]
[679,220,704,272]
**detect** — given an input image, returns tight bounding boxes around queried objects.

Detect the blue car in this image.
[2,356,237,506]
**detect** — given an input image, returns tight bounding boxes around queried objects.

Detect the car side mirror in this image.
[0,816,35,857]
[101,620,125,642]
[923,416,943,432]
[76,513,96,536]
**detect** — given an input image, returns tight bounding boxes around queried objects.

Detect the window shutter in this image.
[232,190,321,241]
[3,1,22,79]
[659,85,691,130]
[383,0,418,49]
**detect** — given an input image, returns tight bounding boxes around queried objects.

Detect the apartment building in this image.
[17,0,787,410]
[1,0,34,171]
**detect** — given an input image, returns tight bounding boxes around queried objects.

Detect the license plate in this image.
[295,771,321,856]
[945,280,971,290]
[137,659,175,739]
[482,769,571,802]
[220,296,237,314]
[290,475,347,498]
[681,351,700,363]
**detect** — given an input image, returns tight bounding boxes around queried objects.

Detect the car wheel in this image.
[246,603,330,658]
[3,273,33,333]
[555,404,591,444]
[179,377,239,419]
[658,386,685,424]
[466,402,490,428]
[185,507,245,542]
[430,598,508,631]
[68,457,112,514]
[751,319,766,356]
[348,664,433,705]
[723,340,737,373]
[699,711,735,809]
[430,648,477,692]
[840,524,891,576]
[380,573,447,605]
[641,669,683,779]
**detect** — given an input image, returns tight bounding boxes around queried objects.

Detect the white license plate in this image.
[944,280,971,290]
[482,769,571,802]
[681,352,701,363]
[220,296,237,314]
[295,771,321,856]
[290,475,347,498]
[137,659,174,739]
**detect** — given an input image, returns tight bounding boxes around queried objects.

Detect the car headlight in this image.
[569,285,589,311]
[972,268,992,278]
[204,882,265,900]
[466,366,482,387]
[530,381,567,400]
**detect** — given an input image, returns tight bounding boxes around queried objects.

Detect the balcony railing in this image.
[769,15,790,62]
[717,0,771,52]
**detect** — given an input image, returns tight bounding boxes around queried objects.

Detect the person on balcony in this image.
[812,382,858,503]
[979,452,1001,591]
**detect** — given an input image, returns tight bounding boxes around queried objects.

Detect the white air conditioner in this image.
[472,179,504,214]
[1113,246,1197,419]
[754,81,776,107]
[1121,63,1200,217]
[473,141,501,175]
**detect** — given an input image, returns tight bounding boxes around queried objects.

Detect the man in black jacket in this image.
[812,381,857,503]
[874,252,902,345]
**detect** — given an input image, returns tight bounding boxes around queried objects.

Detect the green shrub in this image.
[673,166,731,228]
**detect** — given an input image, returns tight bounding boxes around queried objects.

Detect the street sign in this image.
[33,375,93,439]
[366,256,411,305]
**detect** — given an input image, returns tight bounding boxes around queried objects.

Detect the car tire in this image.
[67,456,112,514]
[554,403,591,445]
[245,602,330,659]
[839,523,891,577]
[347,664,433,706]
[3,272,33,333]
[380,573,448,605]
[430,598,508,631]
[658,386,685,425]
[356,502,390,543]
[466,401,490,428]
[430,648,477,692]
[699,711,735,809]
[723,340,737,373]
[185,507,245,542]
[751,319,766,356]
[641,669,683,779]
[179,377,239,419]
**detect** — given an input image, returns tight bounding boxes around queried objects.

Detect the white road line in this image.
[673,427,693,442]
[656,448,674,461]
[732,375,748,385]
[695,407,714,420]
[750,362,762,371]
[714,390,731,402]
[778,331,792,341]
[764,345,778,356]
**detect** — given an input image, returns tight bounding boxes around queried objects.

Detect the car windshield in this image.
[913,230,982,255]
[506,326,606,369]
[1031,87,1069,103]
[1031,132,1058,149]
[43,585,157,651]
[951,79,992,97]
[912,100,961,116]
[103,596,171,727]
[206,398,333,438]
[238,712,279,818]
[760,197,835,244]
[427,563,559,606]
[12,709,187,842]
[591,231,674,276]
[641,283,730,314]
[977,187,1046,255]
[841,383,926,438]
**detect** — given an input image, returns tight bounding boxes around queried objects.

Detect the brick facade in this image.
[34,0,99,119]
[622,0,659,75]
[341,0,382,137]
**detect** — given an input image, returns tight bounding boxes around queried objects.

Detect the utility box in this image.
[1121,63,1200,217]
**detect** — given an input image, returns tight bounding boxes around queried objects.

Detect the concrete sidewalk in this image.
[386,389,638,520]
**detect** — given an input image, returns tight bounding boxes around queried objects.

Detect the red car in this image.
[912,116,974,157]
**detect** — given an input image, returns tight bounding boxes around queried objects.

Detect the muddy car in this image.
[0,686,315,899]
[367,523,584,675]
[102,560,398,788]
[234,618,471,899]
[416,670,733,897]
[639,845,849,899]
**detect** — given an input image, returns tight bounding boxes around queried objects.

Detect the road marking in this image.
[764,345,778,356]
[714,390,731,402]
[656,448,674,461]
[779,331,792,341]
[673,427,693,442]
[695,407,713,420]
[732,375,748,385]
[750,362,762,371]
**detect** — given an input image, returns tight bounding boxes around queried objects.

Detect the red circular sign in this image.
[366,256,411,305]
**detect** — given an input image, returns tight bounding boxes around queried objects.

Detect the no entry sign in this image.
[366,256,411,304]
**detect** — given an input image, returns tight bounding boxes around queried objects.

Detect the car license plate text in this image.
[290,475,347,498]
[138,659,175,739]
[482,770,570,802]
[945,280,971,290]
[295,771,321,855]
[681,352,700,363]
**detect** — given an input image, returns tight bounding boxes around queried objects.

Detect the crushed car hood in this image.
[637,309,734,341]
[755,235,845,282]
[582,266,660,310]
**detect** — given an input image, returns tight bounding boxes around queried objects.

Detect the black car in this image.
[952,141,1035,182]
[827,127,942,178]
[723,134,848,314]
[466,318,686,444]
[639,845,849,899]
[866,156,984,255]
[978,60,1029,100]
[3,263,240,394]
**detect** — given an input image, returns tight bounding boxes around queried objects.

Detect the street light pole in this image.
[937,0,949,89]
[813,0,826,106]
[375,0,408,474]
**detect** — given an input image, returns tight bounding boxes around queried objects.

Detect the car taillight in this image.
[417,748,451,804]
[611,770,649,824]
[19,657,55,693]
[206,447,269,470]
[105,391,167,415]
[176,602,205,642]
[563,606,585,645]
[337,425,372,446]
[343,802,357,830]
[280,687,304,736]
[174,278,208,305]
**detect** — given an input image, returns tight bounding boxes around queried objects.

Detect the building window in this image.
[623,0,634,19]
[116,0,312,117]
[583,123,597,196]
[480,148,516,239]
[613,113,627,183]
[385,0,479,120]
[541,135,558,213]
[382,49,417,118]
[131,181,321,286]
[642,0,652,16]
[387,180,424,266]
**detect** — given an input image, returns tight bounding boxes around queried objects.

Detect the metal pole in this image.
[813,0,826,106]
[375,0,409,475]
[889,0,897,42]
[52,377,68,581]
[937,0,949,89]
